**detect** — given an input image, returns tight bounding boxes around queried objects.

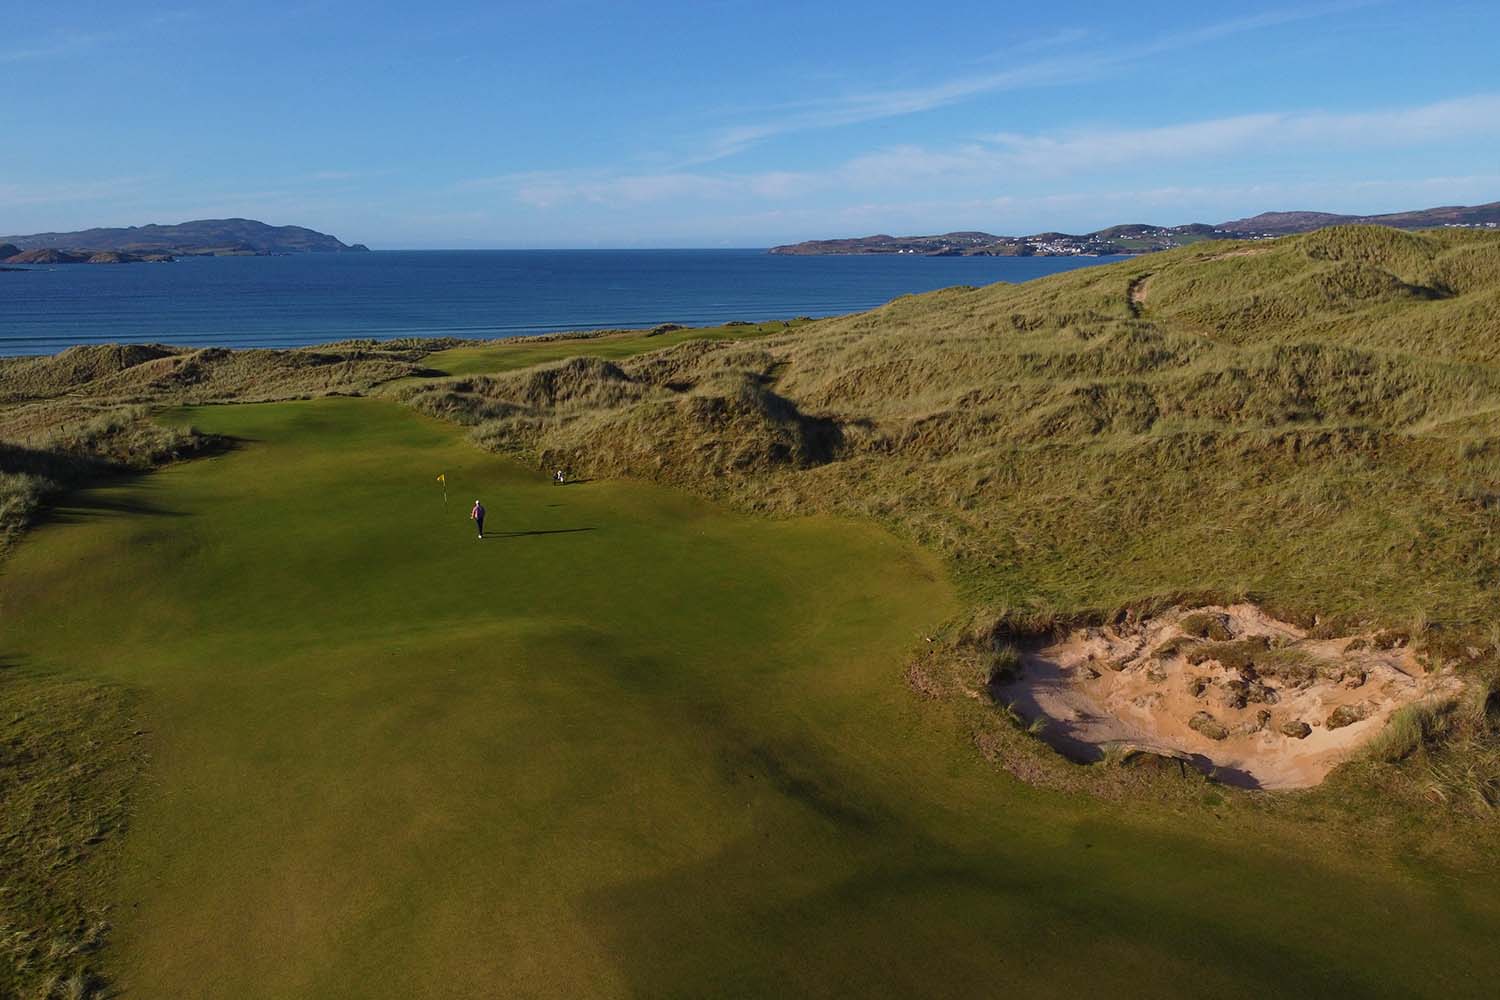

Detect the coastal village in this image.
[769,202,1500,256]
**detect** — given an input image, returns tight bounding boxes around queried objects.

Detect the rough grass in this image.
[1362,674,1500,813]
[396,228,1500,633]
[1178,611,1233,641]
[0,674,144,1000]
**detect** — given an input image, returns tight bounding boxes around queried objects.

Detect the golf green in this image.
[3,398,1496,997]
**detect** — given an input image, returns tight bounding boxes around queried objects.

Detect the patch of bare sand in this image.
[998,604,1460,789]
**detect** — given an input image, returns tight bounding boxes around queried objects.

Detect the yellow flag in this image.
[437,474,446,484]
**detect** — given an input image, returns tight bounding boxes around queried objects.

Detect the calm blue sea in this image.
[0,249,1126,356]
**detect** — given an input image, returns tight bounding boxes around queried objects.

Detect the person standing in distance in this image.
[471,498,486,539]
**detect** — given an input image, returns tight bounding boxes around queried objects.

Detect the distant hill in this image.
[770,199,1500,256]
[0,218,369,256]
[1219,201,1500,234]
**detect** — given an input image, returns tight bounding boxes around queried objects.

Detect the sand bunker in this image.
[998,604,1459,789]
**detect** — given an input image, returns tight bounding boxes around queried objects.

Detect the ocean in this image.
[0,249,1127,356]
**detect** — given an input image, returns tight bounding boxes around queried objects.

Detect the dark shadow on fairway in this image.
[44,492,187,525]
[744,744,877,832]
[578,809,1422,998]
[5,433,238,535]
[490,527,599,539]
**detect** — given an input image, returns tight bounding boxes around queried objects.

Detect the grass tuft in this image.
[1362,671,1500,812]
[986,645,1022,687]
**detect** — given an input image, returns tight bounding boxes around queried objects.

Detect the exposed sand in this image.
[998,604,1459,789]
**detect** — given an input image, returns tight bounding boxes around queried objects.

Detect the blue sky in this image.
[3,0,1498,247]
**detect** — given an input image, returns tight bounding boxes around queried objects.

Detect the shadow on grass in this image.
[488,527,599,539]
[43,490,188,525]
[11,434,244,538]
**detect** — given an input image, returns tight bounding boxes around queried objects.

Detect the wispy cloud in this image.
[0,8,201,65]
[425,171,1500,247]
[304,170,374,183]
[963,92,1500,176]
[0,31,109,64]
[682,0,1380,163]
[0,175,154,208]
[470,92,1500,213]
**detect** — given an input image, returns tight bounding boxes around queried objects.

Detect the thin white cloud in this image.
[0,9,200,65]
[406,171,1500,247]
[0,176,154,208]
[0,31,108,64]
[971,93,1500,175]
[1125,0,1379,59]
[646,172,1500,242]
[682,0,1381,164]
[473,92,1500,212]
[306,170,368,182]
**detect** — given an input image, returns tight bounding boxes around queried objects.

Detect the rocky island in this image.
[0,218,369,267]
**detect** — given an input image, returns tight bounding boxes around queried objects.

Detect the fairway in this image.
[422,320,801,377]
[3,398,1498,997]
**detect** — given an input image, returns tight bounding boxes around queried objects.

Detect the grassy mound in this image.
[399,227,1500,632]
[0,339,466,561]
[417,319,806,376]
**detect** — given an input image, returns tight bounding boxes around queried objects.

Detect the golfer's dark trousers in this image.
[476,517,485,536]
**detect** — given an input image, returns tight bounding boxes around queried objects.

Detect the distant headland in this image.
[769,199,1500,256]
[0,218,369,266]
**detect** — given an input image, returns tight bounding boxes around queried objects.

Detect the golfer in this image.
[471,499,486,539]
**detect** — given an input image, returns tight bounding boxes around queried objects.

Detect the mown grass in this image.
[0,322,802,993]
[4,398,1500,997]
[0,337,460,559]
[419,318,810,377]
[0,338,464,996]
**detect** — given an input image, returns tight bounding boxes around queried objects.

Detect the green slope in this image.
[422,319,804,377]
[399,227,1500,628]
[2,397,1498,997]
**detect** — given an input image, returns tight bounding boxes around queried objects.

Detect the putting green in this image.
[2,398,1497,997]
